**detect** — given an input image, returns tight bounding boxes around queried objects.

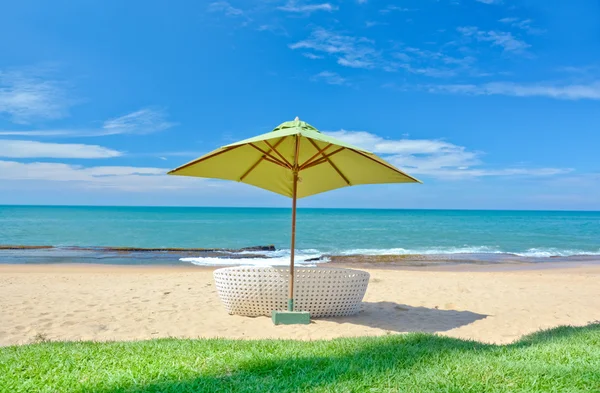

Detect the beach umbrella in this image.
[168,118,420,319]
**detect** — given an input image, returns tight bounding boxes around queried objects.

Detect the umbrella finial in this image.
[295,116,300,121]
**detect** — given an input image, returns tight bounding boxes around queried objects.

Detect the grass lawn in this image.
[1,323,599,393]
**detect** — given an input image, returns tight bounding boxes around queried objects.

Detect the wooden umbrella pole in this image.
[289,171,298,311]
[288,134,300,312]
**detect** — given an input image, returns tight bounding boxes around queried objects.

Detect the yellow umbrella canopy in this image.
[169,118,420,198]
[169,118,421,313]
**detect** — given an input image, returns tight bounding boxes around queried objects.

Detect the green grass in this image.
[1,324,599,393]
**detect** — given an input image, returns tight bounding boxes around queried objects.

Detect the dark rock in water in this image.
[0,244,277,262]
[58,245,277,253]
[1,244,276,252]
[0,245,54,250]
[239,245,276,252]
[304,255,328,262]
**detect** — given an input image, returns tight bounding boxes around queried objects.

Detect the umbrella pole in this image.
[288,171,298,311]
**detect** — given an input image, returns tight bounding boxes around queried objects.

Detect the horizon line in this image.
[1,204,599,213]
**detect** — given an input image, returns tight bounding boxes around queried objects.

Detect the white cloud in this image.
[0,108,176,137]
[396,64,459,78]
[458,26,530,53]
[302,53,323,59]
[475,0,502,4]
[292,30,481,78]
[559,65,600,77]
[0,160,214,191]
[498,18,545,35]
[207,1,244,16]
[102,108,176,135]
[257,24,288,35]
[0,129,79,137]
[365,20,386,28]
[380,5,412,13]
[290,28,378,69]
[419,81,600,100]
[0,68,72,124]
[278,2,337,13]
[0,140,122,158]
[387,47,477,77]
[325,130,570,178]
[337,58,374,68]
[311,71,348,85]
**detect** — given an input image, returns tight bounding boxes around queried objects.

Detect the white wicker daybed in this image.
[213,266,370,317]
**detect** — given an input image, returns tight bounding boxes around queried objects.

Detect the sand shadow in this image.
[318,301,488,333]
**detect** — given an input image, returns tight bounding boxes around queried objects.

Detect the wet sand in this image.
[1,262,599,346]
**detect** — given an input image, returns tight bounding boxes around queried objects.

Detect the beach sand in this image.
[1,263,599,346]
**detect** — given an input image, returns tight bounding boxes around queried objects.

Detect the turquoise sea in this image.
[1,205,599,265]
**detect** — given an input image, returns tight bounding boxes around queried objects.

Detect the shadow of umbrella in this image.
[318,301,488,333]
[91,324,600,393]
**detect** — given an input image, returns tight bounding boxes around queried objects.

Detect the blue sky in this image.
[0,0,599,210]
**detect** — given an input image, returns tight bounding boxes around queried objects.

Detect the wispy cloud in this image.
[457,26,530,54]
[326,130,570,178]
[207,1,244,16]
[0,129,79,137]
[292,28,482,78]
[559,65,600,78]
[302,53,324,59]
[394,64,458,78]
[102,108,176,135]
[290,28,379,69]
[311,71,348,85]
[499,18,545,35]
[475,0,502,4]
[0,140,122,159]
[388,47,477,77]
[0,161,215,191]
[417,81,600,100]
[278,2,337,13]
[365,20,386,28]
[0,68,73,124]
[379,5,412,14]
[0,108,176,137]
[257,24,288,36]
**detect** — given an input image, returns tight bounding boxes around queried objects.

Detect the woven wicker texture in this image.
[213,266,370,317]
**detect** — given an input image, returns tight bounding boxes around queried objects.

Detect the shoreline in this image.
[2,259,600,273]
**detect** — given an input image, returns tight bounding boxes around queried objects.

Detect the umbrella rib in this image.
[299,143,332,170]
[307,139,350,185]
[349,149,423,183]
[300,147,344,170]
[240,137,288,181]
[263,140,292,168]
[262,156,290,169]
[248,143,291,169]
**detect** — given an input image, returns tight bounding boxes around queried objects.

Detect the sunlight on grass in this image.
[1,323,599,392]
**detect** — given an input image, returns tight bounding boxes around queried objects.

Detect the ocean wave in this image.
[180,249,326,267]
[514,248,600,257]
[334,247,600,258]
[337,246,505,256]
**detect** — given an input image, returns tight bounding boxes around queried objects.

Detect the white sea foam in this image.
[514,248,600,257]
[180,249,326,267]
[337,246,505,255]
